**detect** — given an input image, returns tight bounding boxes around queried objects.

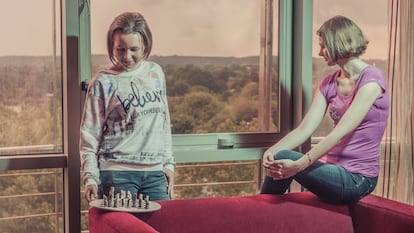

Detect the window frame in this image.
[171,0,313,157]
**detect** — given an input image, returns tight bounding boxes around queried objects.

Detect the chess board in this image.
[89,199,161,213]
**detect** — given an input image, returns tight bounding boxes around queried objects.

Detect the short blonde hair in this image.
[107,12,153,64]
[316,15,368,62]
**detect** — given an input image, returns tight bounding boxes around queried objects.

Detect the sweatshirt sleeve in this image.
[158,65,176,172]
[79,76,106,185]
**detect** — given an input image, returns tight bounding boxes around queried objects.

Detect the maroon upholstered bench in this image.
[88,192,414,233]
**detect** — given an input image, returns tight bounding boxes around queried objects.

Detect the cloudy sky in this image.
[0,0,388,59]
[89,0,261,57]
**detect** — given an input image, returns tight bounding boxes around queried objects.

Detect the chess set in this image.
[89,186,161,213]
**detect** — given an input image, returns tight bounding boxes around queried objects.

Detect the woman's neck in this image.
[338,58,368,78]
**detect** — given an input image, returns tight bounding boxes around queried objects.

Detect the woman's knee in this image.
[274,150,303,161]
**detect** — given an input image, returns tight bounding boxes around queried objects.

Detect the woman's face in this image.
[112,32,145,71]
[318,36,335,66]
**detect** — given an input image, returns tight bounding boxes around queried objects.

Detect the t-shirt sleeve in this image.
[358,67,387,92]
[319,70,339,99]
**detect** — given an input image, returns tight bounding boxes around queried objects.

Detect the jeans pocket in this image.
[350,173,373,199]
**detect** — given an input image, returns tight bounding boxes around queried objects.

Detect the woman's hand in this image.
[262,148,278,177]
[84,184,98,202]
[265,159,304,180]
[164,169,175,198]
[262,147,276,169]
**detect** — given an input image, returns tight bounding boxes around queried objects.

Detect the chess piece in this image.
[132,193,138,208]
[108,186,115,207]
[115,193,121,208]
[109,186,115,198]
[120,190,126,207]
[109,195,115,208]
[103,195,108,207]
[127,191,133,207]
[145,195,150,209]
[138,193,143,208]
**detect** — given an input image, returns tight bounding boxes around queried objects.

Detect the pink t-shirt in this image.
[319,66,389,177]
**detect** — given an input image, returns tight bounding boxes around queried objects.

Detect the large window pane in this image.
[174,161,259,199]
[312,0,388,137]
[0,169,64,233]
[0,1,64,232]
[90,0,279,134]
[0,0,62,155]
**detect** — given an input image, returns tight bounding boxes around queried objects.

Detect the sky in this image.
[0,0,388,59]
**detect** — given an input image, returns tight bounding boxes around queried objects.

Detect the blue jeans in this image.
[260,150,378,204]
[99,170,170,201]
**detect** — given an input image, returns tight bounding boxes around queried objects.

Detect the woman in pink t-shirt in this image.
[261,15,389,204]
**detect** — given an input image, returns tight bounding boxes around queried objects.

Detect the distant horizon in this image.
[0,54,388,60]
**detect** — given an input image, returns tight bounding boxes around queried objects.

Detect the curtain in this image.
[375,0,414,205]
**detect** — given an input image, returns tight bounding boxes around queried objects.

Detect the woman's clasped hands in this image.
[262,152,303,180]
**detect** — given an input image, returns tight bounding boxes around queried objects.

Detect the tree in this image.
[171,91,224,133]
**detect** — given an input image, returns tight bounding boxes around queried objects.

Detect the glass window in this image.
[312,0,388,137]
[0,1,64,232]
[0,0,62,155]
[0,169,64,233]
[86,0,280,212]
[90,0,279,134]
